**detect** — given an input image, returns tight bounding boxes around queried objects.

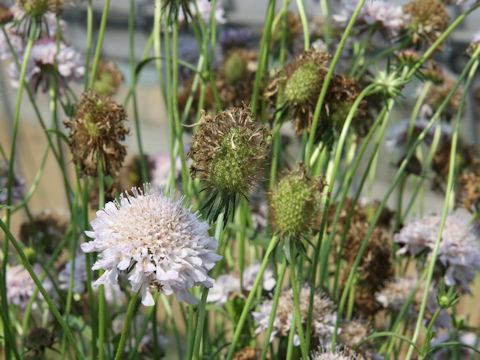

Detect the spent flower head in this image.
[81,185,222,306]
[64,89,129,179]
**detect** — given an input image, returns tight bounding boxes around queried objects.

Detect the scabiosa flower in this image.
[269,164,326,238]
[6,264,53,310]
[424,75,463,122]
[81,185,222,306]
[207,274,239,305]
[176,0,226,24]
[457,171,480,213]
[375,276,449,327]
[8,37,84,94]
[310,346,362,360]
[242,261,276,291]
[332,0,407,39]
[19,211,67,255]
[64,89,129,179]
[0,159,24,206]
[403,0,450,49]
[16,0,64,17]
[188,107,270,222]
[58,250,87,294]
[232,347,259,360]
[395,214,480,292]
[93,59,124,97]
[253,285,337,345]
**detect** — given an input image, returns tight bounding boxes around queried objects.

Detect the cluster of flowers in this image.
[2,0,480,359]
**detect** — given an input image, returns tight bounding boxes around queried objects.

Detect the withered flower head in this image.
[189,107,270,195]
[64,89,129,178]
[457,171,480,213]
[17,0,64,17]
[25,327,54,354]
[232,347,259,360]
[271,10,303,50]
[403,0,450,48]
[189,107,270,222]
[20,211,67,255]
[328,199,394,316]
[338,319,375,359]
[0,5,14,24]
[93,59,124,97]
[270,164,326,238]
[424,75,463,121]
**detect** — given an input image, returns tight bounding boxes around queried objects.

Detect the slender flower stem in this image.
[289,242,308,359]
[1,20,37,360]
[226,235,279,360]
[192,289,210,360]
[295,0,310,50]
[405,47,480,360]
[89,0,111,89]
[128,0,148,182]
[260,259,287,360]
[305,0,366,162]
[0,219,84,359]
[96,155,106,360]
[84,0,93,90]
[250,0,276,116]
[114,291,140,360]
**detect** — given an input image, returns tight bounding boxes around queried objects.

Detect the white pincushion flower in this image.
[81,186,222,306]
[395,215,480,292]
[243,261,276,291]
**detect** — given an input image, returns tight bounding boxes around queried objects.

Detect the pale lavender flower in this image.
[9,37,84,94]
[0,159,24,206]
[58,250,87,294]
[311,346,361,360]
[178,0,226,25]
[10,4,65,37]
[332,0,407,38]
[81,185,222,306]
[242,262,276,292]
[253,285,337,346]
[395,215,480,292]
[207,274,239,305]
[6,264,53,310]
[0,24,23,60]
[375,277,449,328]
[102,281,125,305]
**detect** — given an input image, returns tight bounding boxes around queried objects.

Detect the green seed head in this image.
[83,113,100,139]
[270,166,325,237]
[224,52,245,83]
[189,107,271,196]
[19,0,50,17]
[284,61,323,105]
[23,247,37,264]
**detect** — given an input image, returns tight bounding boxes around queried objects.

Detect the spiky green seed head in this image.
[19,0,50,17]
[270,166,326,237]
[189,107,271,196]
[284,61,323,105]
[224,52,245,83]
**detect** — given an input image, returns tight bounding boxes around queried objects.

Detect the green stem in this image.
[405,46,480,360]
[84,0,93,90]
[97,155,106,360]
[0,219,84,359]
[289,242,308,359]
[129,0,148,182]
[305,0,367,162]
[295,0,310,50]
[226,235,279,360]
[250,0,276,116]
[192,289,210,360]
[89,0,111,89]
[260,260,287,360]
[114,291,140,360]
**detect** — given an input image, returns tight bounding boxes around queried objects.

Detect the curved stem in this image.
[88,0,111,89]
[226,235,279,360]
[114,291,140,360]
[305,0,366,162]
[295,0,310,50]
[405,46,480,360]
